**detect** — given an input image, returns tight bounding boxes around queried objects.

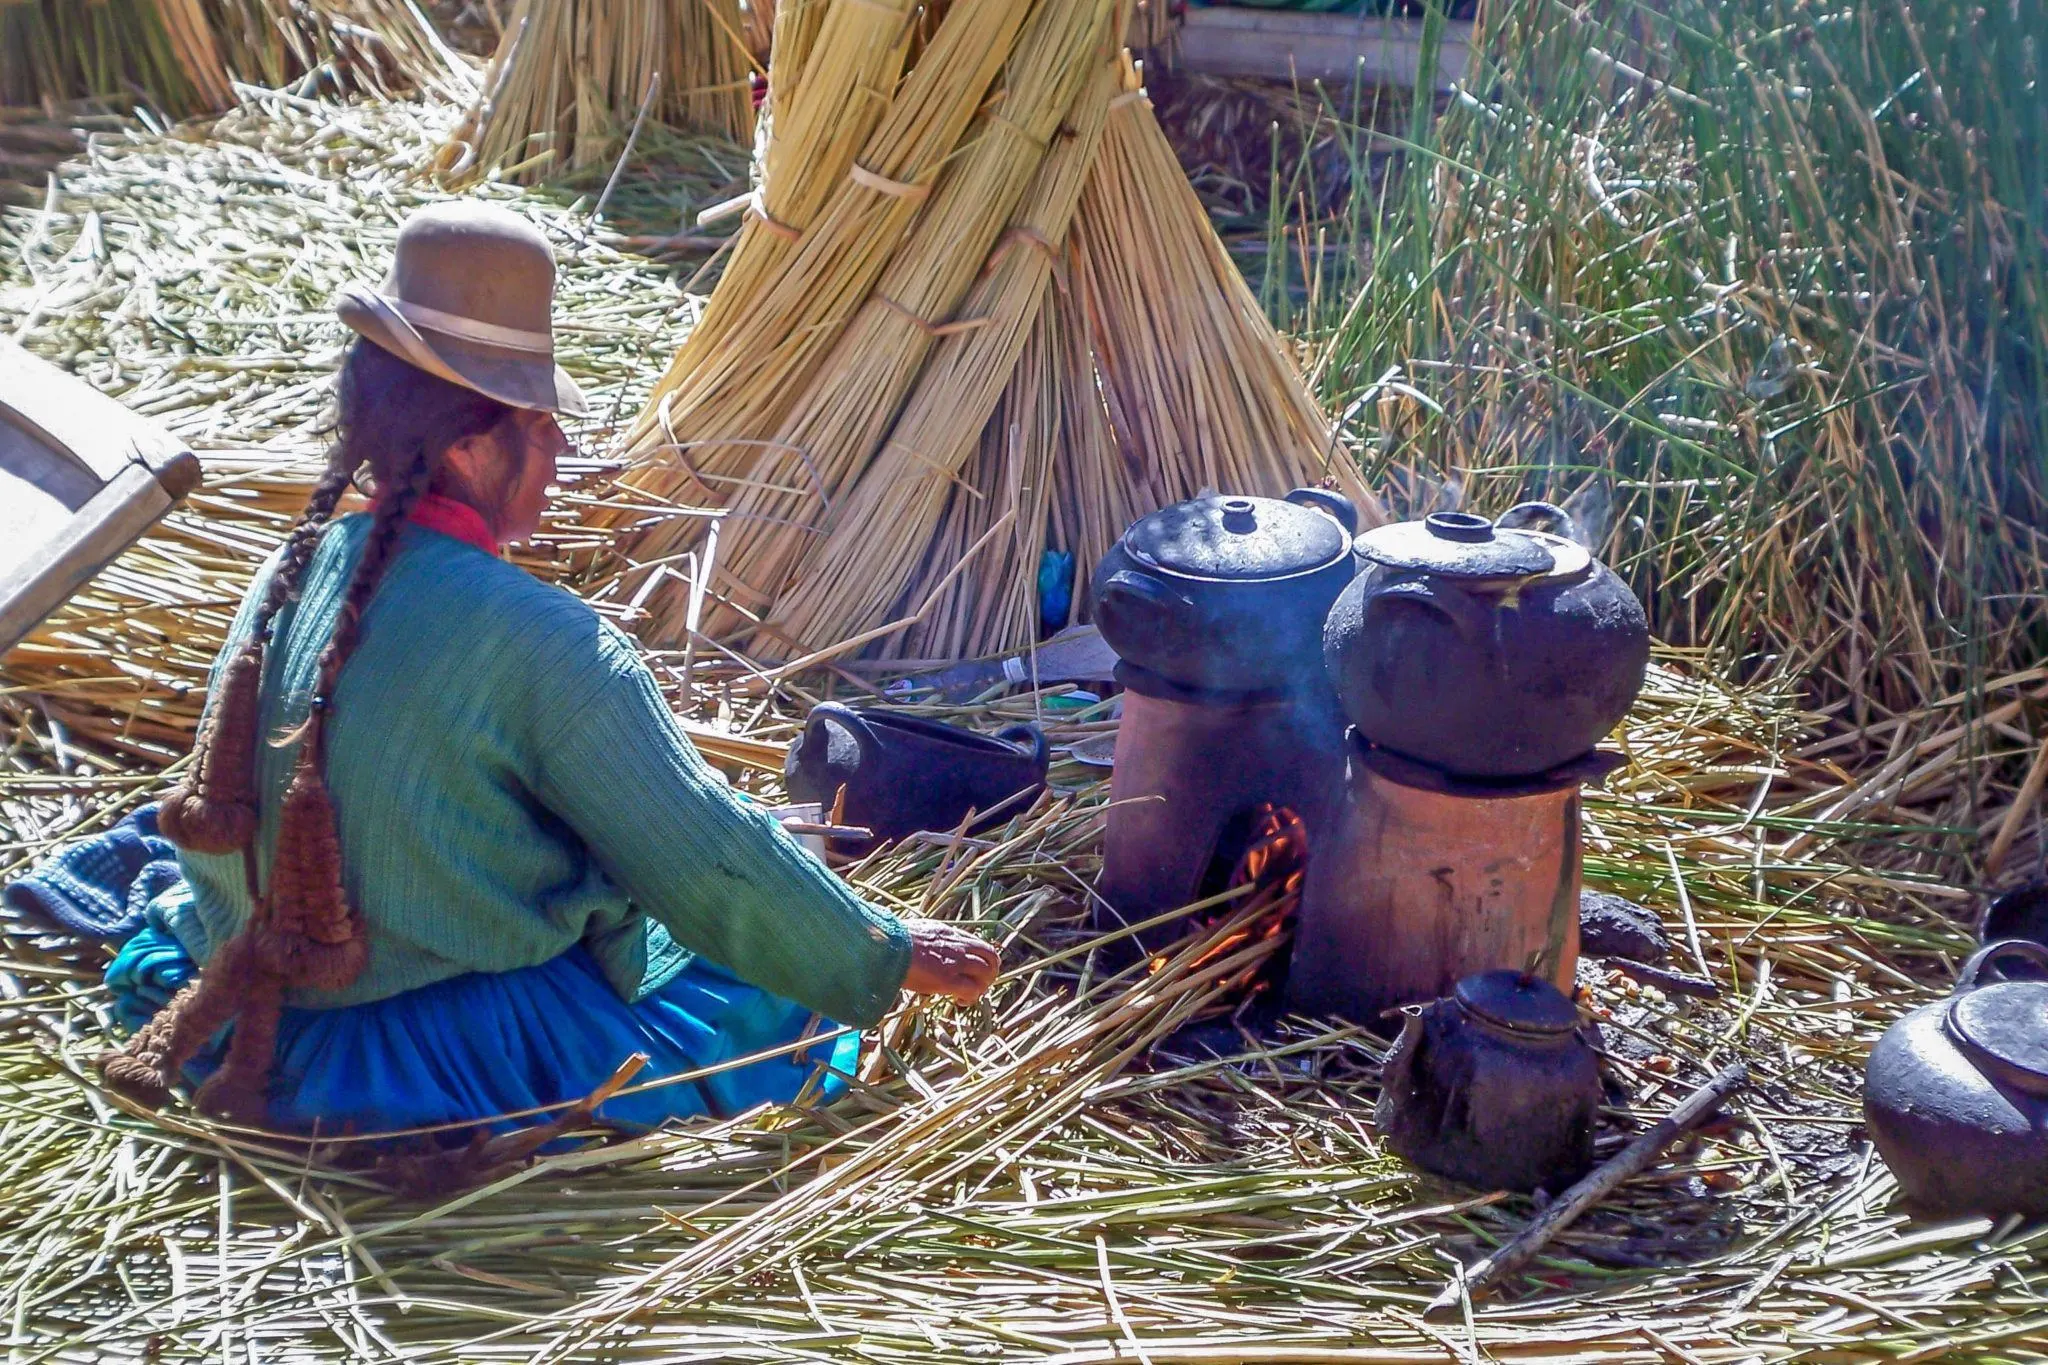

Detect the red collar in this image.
[389,494,500,554]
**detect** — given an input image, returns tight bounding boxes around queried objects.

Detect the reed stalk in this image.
[438,0,753,184]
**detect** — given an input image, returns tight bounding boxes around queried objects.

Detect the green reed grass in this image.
[1289,0,2044,737]
[0,1,212,117]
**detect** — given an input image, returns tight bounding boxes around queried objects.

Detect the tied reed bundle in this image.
[763,52,1125,654]
[602,0,1372,661]
[599,0,1048,645]
[437,0,754,184]
[1068,62,1367,516]
[689,0,1121,647]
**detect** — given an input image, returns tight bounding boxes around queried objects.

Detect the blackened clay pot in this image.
[784,703,1048,854]
[1866,939,2048,1217]
[1091,488,1358,693]
[1324,507,1649,778]
[1376,970,1602,1192]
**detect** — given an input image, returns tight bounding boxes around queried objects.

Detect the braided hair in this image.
[101,339,519,1123]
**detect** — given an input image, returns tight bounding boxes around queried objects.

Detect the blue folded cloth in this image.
[104,923,860,1136]
[102,916,199,1033]
[4,804,181,943]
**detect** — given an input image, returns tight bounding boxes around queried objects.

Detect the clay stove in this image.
[1096,662,1342,955]
[1093,500,1650,1027]
[1286,743,1622,1020]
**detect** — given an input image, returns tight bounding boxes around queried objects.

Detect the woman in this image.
[98,203,999,1135]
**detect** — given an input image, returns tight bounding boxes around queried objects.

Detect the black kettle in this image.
[1324,505,1649,778]
[1865,940,2048,1217]
[1376,970,1603,1192]
[1091,487,1358,693]
[784,704,1049,854]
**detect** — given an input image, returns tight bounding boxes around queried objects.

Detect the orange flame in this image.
[1148,804,1307,982]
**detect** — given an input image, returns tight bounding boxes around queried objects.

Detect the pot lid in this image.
[1453,970,1580,1036]
[1946,981,2048,1096]
[1124,494,1350,582]
[1357,511,1559,580]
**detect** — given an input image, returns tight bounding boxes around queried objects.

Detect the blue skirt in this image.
[104,923,860,1136]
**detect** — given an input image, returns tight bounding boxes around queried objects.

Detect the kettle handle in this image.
[1497,500,1578,541]
[1285,486,1360,535]
[1955,938,2048,992]
[807,701,879,760]
[1361,577,1495,643]
[995,722,1051,772]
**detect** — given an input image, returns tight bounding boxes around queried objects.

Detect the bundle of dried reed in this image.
[437,0,753,183]
[602,0,1369,663]
[0,0,467,118]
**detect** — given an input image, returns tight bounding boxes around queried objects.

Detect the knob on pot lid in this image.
[1453,970,1581,1036]
[1946,981,2048,1096]
[1124,494,1351,582]
[1357,511,1563,581]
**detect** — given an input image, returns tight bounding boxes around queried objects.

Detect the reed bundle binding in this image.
[437,0,755,184]
[0,0,469,117]
[597,0,1372,662]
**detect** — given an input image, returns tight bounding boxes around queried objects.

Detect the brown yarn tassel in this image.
[97,933,261,1109]
[98,762,367,1118]
[191,970,284,1125]
[262,751,369,991]
[99,442,419,1124]
[158,638,265,854]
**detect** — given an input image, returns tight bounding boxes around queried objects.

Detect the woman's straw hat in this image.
[337,203,588,416]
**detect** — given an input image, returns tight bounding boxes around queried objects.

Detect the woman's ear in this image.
[438,428,493,491]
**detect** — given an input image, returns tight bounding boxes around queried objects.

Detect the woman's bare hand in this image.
[902,920,1000,1005]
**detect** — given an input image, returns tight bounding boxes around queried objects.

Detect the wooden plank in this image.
[1173,10,1473,92]
[0,341,201,656]
[0,338,193,486]
[0,463,175,654]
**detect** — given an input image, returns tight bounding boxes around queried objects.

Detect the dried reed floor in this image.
[0,95,2039,1365]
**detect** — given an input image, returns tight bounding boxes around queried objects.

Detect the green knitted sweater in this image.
[160,515,912,1027]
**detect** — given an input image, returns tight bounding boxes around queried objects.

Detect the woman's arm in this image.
[524,618,915,1027]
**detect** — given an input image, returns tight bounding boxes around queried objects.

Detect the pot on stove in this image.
[1323,505,1649,778]
[1091,488,1358,693]
[1865,940,2048,1217]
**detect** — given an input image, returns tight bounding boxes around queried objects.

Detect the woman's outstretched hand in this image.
[902,919,1000,1005]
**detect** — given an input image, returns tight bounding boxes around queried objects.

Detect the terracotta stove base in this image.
[1098,664,1344,953]
[1287,740,1621,1023]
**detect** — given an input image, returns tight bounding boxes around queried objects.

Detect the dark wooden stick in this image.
[1607,956,1722,999]
[1426,1060,1749,1317]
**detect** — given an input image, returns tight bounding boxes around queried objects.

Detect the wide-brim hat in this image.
[337,202,588,417]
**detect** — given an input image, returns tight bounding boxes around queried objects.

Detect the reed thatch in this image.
[437,0,756,184]
[0,0,469,118]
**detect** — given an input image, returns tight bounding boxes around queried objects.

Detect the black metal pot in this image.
[1375,970,1602,1192]
[784,703,1049,855]
[1866,940,2048,1217]
[1323,506,1649,778]
[1091,488,1358,693]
